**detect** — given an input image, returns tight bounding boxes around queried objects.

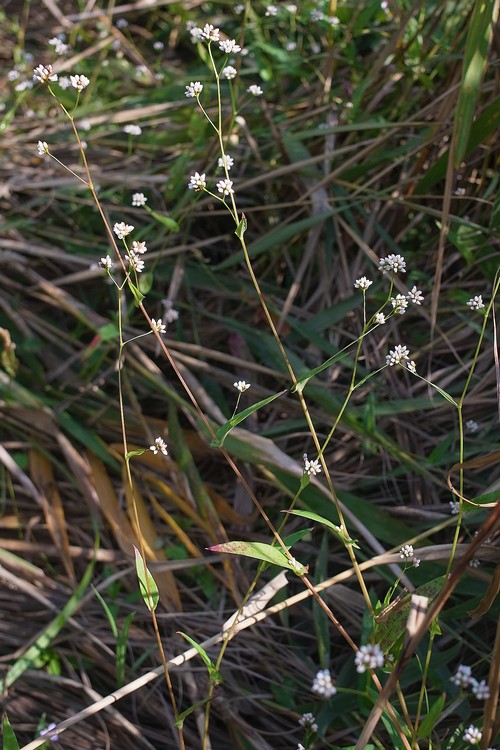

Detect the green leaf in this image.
[116,612,135,687]
[147,208,180,232]
[286,509,360,548]
[139,271,154,295]
[2,715,21,750]
[178,631,223,685]
[235,215,247,239]
[417,694,446,739]
[211,389,288,447]
[134,546,159,612]
[208,541,307,575]
[175,697,212,729]
[125,448,146,462]
[128,280,145,306]
[92,585,118,639]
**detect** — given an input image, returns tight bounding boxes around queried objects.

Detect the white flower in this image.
[219,39,241,54]
[37,140,49,155]
[58,76,71,89]
[218,154,234,170]
[328,15,340,25]
[391,294,408,314]
[298,713,318,733]
[185,80,203,97]
[131,240,147,254]
[354,276,373,291]
[116,18,128,28]
[378,253,406,275]
[153,41,164,50]
[449,500,460,515]
[311,668,336,698]
[462,725,481,744]
[413,557,421,567]
[247,84,263,96]
[234,380,251,392]
[70,74,90,91]
[161,299,179,323]
[286,41,297,51]
[375,312,386,325]
[450,664,473,688]
[469,558,480,568]
[128,253,145,272]
[200,23,220,42]
[8,69,20,81]
[33,64,58,83]
[400,544,414,559]
[407,360,417,374]
[311,10,325,21]
[222,66,237,79]
[297,745,305,750]
[113,222,134,239]
[132,192,147,207]
[265,5,279,15]
[15,80,33,92]
[188,172,207,191]
[39,723,59,743]
[407,286,424,305]
[235,3,246,13]
[465,419,479,433]
[385,344,411,366]
[354,643,385,673]
[151,318,166,334]
[471,678,490,700]
[285,4,298,12]
[123,124,142,135]
[99,255,113,270]
[467,295,485,310]
[216,178,234,196]
[303,453,322,476]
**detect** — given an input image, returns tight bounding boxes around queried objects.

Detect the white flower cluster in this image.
[463,725,481,744]
[113,222,134,239]
[354,276,372,291]
[450,665,490,700]
[132,192,147,207]
[70,74,90,91]
[385,344,416,373]
[123,124,142,135]
[49,36,70,55]
[33,64,58,84]
[354,643,385,673]
[161,299,180,323]
[400,544,414,559]
[151,319,166,334]
[298,712,318,733]
[234,380,251,392]
[188,172,207,191]
[150,437,168,455]
[467,295,485,310]
[378,253,406,275]
[311,668,336,698]
[185,81,203,98]
[303,454,321,476]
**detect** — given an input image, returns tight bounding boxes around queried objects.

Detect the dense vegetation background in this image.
[0,1,498,749]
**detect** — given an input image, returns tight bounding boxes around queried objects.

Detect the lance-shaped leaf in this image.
[134,546,159,612]
[286,509,360,548]
[211,389,288,447]
[178,631,223,686]
[208,540,307,575]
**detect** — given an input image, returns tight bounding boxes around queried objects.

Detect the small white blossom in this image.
[234,380,251,392]
[219,39,241,54]
[116,18,128,28]
[128,253,145,273]
[200,24,220,42]
[222,66,238,80]
[375,312,386,325]
[235,4,246,13]
[161,299,179,323]
[449,500,460,515]
[99,255,113,270]
[265,5,279,15]
[303,454,322,477]
[70,74,90,91]
[463,725,482,744]
[469,558,480,568]
[354,276,373,291]
[285,4,298,12]
[465,419,479,433]
[451,664,473,688]
[58,75,71,89]
[15,80,33,92]
[407,286,424,305]
[297,745,305,750]
[391,294,408,314]
[131,240,147,254]
[298,713,318,733]
[467,295,485,310]
[378,253,406,275]
[311,668,336,698]
[247,84,263,96]
[216,178,234,196]
[400,544,414,559]
[113,222,134,239]
[8,69,20,81]
[355,643,385,673]
[407,360,417,374]
[218,154,234,170]
[37,140,49,155]
[188,172,207,191]
[471,679,490,700]
[132,192,147,207]
[286,41,297,51]
[386,344,411,367]
[33,64,58,84]
[185,81,203,97]
[328,15,340,25]
[151,318,166,334]
[413,557,421,567]
[123,124,142,136]
[311,10,325,21]
[153,41,165,50]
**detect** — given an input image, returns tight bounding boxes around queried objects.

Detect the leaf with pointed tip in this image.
[208,540,307,575]
[134,546,159,612]
[211,389,288,447]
